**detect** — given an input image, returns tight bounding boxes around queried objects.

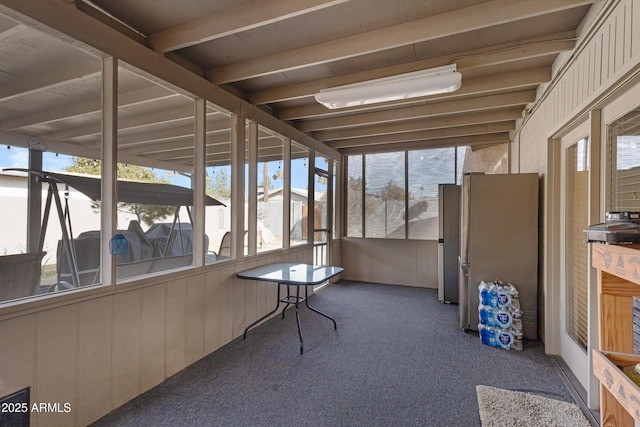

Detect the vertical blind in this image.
[566,139,589,350]
[608,108,640,211]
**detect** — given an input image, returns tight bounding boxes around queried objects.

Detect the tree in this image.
[381,180,404,201]
[348,176,362,191]
[208,167,231,200]
[66,158,175,226]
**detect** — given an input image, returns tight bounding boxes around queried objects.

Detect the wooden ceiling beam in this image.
[313,108,523,141]
[122,129,279,155]
[207,0,594,83]
[296,90,536,132]
[247,34,573,105]
[338,134,509,155]
[1,86,179,131]
[0,59,100,102]
[0,22,25,40]
[147,0,350,53]
[145,145,284,165]
[39,104,227,143]
[125,136,231,157]
[326,122,515,149]
[278,67,550,121]
[40,104,197,141]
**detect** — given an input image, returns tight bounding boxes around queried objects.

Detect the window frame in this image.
[345,147,464,240]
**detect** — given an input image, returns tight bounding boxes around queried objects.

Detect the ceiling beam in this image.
[138,136,284,163]
[122,128,279,156]
[0,21,25,40]
[118,125,197,148]
[1,85,179,131]
[124,134,229,156]
[339,134,509,155]
[247,33,574,104]
[296,90,536,132]
[206,0,594,83]
[147,0,350,53]
[326,122,516,149]
[40,104,196,141]
[313,108,523,141]
[119,119,230,149]
[0,59,100,102]
[278,67,550,121]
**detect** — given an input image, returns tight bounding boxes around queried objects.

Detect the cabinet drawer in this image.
[592,349,640,421]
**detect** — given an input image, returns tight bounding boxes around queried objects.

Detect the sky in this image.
[5,139,638,196]
[0,144,324,191]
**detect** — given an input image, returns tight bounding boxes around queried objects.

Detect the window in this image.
[257,126,284,252]
[315,155,330,242]
[205,102,232,263]
[0,147,105,300]
[607,108,640,211]
[365,152,406,238]
[0,18,105,302]
[0,146,30,258]
[115,65,196,281]
[346,155,363,237]
[290,141,309,246]
[408,148,455,240]
[346,147,463,240]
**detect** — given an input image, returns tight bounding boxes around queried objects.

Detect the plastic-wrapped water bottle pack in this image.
[478,280,523,351]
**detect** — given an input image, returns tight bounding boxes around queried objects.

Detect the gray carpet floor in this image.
[91,281,577,427]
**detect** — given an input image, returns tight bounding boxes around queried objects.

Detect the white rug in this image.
[476,385,591,427]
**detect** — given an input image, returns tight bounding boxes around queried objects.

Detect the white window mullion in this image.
[231,112,245,260]
[283,138,291,249]
[193,98,206,266]
[101,57,117,286]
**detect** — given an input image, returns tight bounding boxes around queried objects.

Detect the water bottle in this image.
[506,282,521,310]
[479,323,497,347]
[479,305,507,328]
[512,335,523,351]
[479,304,500,327]
[479,324,523,351]
[509,309,523,332]
[496,284,512,309]
[479,281,496,307]
[495,309,514,329]
[495,328,523,351]
[509,327,523,351]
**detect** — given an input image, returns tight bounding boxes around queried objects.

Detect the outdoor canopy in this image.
[5,168,225,206]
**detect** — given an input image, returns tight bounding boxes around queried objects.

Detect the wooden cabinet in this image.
[592,243,640,425]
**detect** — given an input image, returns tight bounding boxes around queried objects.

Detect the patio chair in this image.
[0,251,46,302]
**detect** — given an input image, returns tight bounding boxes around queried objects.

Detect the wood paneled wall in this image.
[340,238,437,288]
[0,248,312,426]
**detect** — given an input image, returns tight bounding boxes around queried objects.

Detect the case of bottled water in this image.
[477,280,523,350]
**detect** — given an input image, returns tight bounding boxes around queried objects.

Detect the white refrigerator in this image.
[458,173,539,340]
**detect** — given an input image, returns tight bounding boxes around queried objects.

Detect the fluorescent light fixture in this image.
[314,64,462,109]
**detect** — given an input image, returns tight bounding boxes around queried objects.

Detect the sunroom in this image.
[1,0,640,426]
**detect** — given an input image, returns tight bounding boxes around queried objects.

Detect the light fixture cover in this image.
[315,64,462,109]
